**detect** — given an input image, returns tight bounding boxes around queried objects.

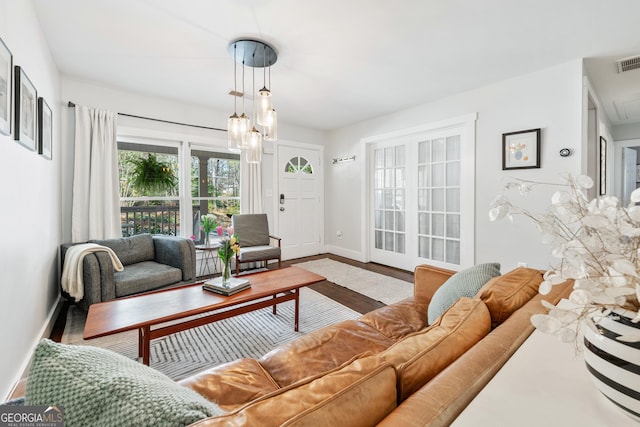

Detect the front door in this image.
[277,144,322,260]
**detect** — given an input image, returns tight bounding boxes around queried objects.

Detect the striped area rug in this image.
[62,286,359,381]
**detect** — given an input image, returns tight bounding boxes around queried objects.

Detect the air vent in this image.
[228,90,244,97]
[616,55,640,73]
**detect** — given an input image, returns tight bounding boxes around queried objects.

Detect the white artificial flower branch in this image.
[490,173,640,345]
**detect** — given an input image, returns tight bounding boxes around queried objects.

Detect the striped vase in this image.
[583,309,640,421]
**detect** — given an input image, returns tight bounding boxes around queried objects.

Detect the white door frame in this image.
[359,113,477,269]
[615,139,640,201]
[272,139,325,258]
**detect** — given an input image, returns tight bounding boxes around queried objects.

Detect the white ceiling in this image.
[586,55,640,126]
[32,0,640,131]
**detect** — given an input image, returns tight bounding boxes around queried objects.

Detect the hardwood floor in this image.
[49,254,414,341]
[280,254,414,314]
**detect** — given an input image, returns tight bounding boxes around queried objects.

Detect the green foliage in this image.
[129,153,177,195]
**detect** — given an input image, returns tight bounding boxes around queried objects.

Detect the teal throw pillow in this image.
[427,263,501,324]
[25,339,225,427]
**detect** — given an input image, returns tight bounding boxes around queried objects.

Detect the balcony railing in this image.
[120,200,239,239]
[121,205,180,236]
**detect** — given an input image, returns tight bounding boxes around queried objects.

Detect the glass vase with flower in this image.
[218,234,240,287]
[201,214,217,246]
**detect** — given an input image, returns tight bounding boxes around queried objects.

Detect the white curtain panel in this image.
[71,105,121,241]
[247,162,263,214]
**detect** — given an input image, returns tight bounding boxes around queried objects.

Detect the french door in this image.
[369,123,474,271]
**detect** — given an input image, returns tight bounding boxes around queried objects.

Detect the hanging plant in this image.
[129,153,176,195]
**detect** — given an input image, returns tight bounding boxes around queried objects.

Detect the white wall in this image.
[325,60,584,271]
[0,0,61,400]
[60,78,326,242]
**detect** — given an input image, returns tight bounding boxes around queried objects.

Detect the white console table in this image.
[451,309,633,426]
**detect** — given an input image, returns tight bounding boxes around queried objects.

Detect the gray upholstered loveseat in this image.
[60,234,196,311]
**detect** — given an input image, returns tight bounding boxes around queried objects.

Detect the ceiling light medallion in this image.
[227,39,278,163]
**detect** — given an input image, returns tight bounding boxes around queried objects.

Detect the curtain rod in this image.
[67,101,227,132]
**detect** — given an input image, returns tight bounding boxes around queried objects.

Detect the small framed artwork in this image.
[502,128,541,170]
[0,36,12,136]
[599,136,607,195]
[38,97,52,159]
[14,65,37,151]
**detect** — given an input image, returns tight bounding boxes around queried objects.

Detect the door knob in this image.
[280,207,285,212]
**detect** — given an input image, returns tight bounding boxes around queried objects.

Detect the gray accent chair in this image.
[232,214,282,274]
[60,234,196,311]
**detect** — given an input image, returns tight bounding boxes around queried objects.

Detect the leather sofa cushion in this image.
[359,298,430,341]
[90,234,154,266]
[259,320,394,387]
[380,297,491,402]
[413,264,456,303]
[114,261,182,297]
[189,355,397,427]
[179,358,280,412]
[475,266,542,327]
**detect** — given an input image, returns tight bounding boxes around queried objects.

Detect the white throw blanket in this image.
[61,243,124,302]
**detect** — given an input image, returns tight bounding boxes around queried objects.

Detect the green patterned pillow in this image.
[25,339,225,427]
[427,263,501,324]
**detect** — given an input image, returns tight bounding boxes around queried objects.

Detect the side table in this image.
[451,299,633,426]
[195,243,221,278]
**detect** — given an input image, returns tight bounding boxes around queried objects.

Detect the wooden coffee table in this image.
[83,266,325,365]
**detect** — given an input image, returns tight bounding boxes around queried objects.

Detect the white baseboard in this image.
[4,295,64,401]
[324,245,367,263]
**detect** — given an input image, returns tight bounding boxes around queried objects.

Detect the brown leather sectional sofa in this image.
[181,264,571,426]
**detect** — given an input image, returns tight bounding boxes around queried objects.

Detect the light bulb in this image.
[264,109,278,141]
[246,127,263,164]
[227,113,242,153]
[256,87,272,126]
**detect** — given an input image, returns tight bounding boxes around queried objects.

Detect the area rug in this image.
[293,258,413,304]
[62,286,359,381]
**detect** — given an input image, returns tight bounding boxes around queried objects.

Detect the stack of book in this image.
[202,277,251,296]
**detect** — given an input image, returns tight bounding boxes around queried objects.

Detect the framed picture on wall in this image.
[502,128,541,170]
[14,65,37,151]
[600,136,607,195]
[0,36,12,136]
[38,97,52,160]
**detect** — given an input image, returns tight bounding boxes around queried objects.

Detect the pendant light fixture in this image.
[236,60,250,151]
[257,44,272,126]
[227,38,278,162]
[246,55,262,164]
[227,43,242,153]
[264,109,277,141]
[263,65,277,141]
